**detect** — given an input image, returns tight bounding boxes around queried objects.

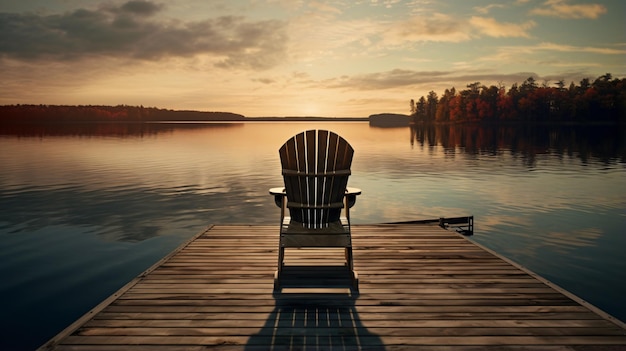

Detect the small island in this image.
[368,113,411,127]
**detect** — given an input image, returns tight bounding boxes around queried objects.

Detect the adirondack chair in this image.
[270,129,361,291]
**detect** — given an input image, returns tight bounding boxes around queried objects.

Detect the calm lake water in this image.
[1,121,625,350]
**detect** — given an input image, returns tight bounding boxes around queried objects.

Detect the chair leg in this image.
[278,247,285,269]
[273,270,281,291]
[345,247,358,291]
[345,247,354,271]
[275,246,284,291]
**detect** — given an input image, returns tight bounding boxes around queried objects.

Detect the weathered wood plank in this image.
[101,304,592,314]
[49,345,626,351]
[59,335,626,346]
[38,224,626,351]
[75,326,626,337]
[84,318,620,329]
[91,311,611,321]
[110,298,578,307]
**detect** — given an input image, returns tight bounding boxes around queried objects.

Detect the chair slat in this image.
[316,130,329,227]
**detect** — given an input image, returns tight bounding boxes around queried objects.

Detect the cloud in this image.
[0,1,288,69]
[530,0,607,19]
[474,41,626,75]
[483,41,626,63]
[474,4,506,15]
[286,13,381,63]
[535,42,626,55]
[308,1,342,14]
[383,13,537,44]
[115,0,163,16]
[328,69,451,90]
[323,68,604,93]
[469,16,536,38]
[384,13,471,44]
[253,77,276,85]
[371,0,403,9]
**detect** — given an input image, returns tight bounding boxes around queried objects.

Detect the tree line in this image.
[0,105,245,123]
[410,73,625,124]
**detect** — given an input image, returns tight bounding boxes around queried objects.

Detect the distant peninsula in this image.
[0,105,245,123]
[0,105,370,123]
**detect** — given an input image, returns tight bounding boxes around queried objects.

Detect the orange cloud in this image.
[530,0,607,19]
[384,13,471,44]
[470,17,536,38]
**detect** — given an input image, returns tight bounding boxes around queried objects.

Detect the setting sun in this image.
[298,102,319,116]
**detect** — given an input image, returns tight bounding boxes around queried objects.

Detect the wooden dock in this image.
[39,224,626,350]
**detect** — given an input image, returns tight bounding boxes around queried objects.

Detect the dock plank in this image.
[39,224,626,350]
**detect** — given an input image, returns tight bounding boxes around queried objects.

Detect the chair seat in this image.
[282,218,349,234]
[280,218,351,247]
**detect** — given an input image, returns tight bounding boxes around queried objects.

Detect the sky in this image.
[0,0,624,117]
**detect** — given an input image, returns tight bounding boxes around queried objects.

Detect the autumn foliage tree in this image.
[410,73,625,124]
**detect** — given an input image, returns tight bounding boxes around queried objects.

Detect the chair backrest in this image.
[280,130,353,228]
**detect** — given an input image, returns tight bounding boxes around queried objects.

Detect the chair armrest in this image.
[272,187,360,196]
[269,187,286,208]
[346,187,361,196]
[269,187,286,196]
[345,187,361,208]
[269,187,362,208]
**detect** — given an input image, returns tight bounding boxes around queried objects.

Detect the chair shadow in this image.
[245,291,385,351]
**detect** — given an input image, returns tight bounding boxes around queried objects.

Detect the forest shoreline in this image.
[1,104,623,127]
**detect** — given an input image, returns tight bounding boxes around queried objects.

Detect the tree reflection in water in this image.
[409,124,625,165]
